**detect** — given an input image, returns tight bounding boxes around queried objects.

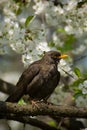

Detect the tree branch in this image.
[1,114,57,130]
[0,79,15,95]
[0,101,87,118]
[0,79,86,129]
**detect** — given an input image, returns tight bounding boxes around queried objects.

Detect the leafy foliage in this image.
[58,34,76,52]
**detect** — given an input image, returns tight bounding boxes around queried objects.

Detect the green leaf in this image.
[74,90,83,98]
[16,7,22,15]
[57,28,66,33]
[71,78,84,87]
[74,67,81,77]
[48,121,57,128]
[18,98,25,105]
[25,16,34,27]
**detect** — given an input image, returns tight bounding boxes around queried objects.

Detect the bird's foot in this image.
[31,100,40,108]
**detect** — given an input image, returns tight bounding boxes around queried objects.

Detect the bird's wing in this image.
[17,63,40,89]
[6,63,40,102]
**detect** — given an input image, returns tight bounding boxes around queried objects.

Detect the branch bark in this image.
[0,101,87,118]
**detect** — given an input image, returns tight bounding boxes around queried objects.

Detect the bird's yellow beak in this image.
[58,54,68,59]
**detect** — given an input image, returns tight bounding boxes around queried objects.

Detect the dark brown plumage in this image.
[6,51,67,103]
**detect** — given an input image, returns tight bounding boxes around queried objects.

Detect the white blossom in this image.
[0,0,87,65]
[83,81,87,89]
[78,80,87,95]
[33,0,49,15]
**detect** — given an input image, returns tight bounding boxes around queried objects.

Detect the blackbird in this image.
[6,51,67,103]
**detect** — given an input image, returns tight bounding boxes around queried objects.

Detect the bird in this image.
[6,51,67,103]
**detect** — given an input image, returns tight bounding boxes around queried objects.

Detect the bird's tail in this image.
[6,86,24,103]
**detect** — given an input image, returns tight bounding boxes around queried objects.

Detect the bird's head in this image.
[43,51,68,64]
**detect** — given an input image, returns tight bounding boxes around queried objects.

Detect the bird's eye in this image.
[52,55,58,59]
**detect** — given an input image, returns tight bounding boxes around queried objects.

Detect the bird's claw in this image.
[31,100,40,108]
